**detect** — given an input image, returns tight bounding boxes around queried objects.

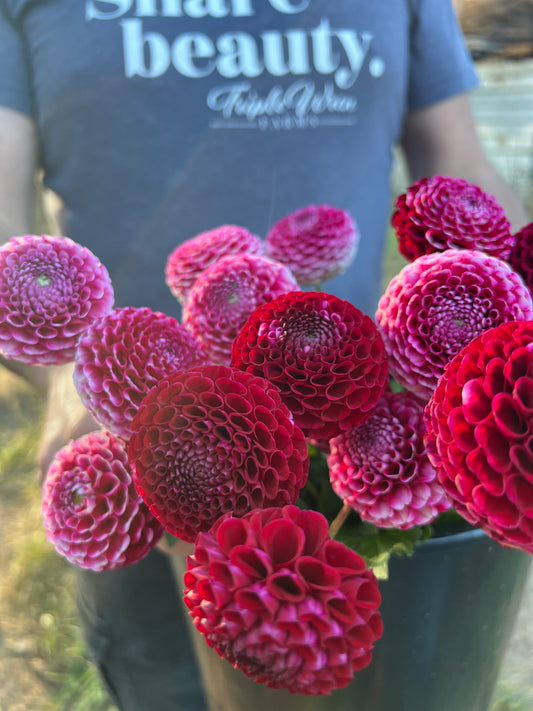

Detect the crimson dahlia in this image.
[183,253,299,365]
[184,505,383,695]
[0,234,113,365]
[392,175,513,262]
[128,365,309,542]
[425,320,533,554]
[376,250,533,401]
[41,431,164,571]
[265,204,359,286]
[74,306,207,439]
[509,221,533,298]
[231,291,388,440]
[328,389,450,529]
[166,225,264,304]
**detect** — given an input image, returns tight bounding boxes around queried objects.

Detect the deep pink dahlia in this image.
[0,234,114,365]
[128,365,309,543]
[231,291,388,441]
[41,430,164,571]
[74,307,207,440]
[376,250,533,401]
[166,225,264,304]
[509,221,533,297]
[328,389,450,529]
[425,320,533,554]
[392,176,513,262]
[184,505,383,695]
[183,253,299,365]
[265,205,359,286]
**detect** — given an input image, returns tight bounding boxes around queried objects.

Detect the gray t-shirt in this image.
[0,0,477,317]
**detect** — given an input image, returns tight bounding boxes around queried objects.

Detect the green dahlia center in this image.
[36,273,52,287]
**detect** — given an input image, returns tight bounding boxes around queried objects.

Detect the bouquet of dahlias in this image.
[1,185,532,697]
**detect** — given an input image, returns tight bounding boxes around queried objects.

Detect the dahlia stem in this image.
[329,503,351,540]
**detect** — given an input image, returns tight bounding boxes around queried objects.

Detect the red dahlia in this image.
[184,505,383,695]
[509,221,533,297]
[41,431,164,571]
[265,204,359,286]
[392,176,513,262]
[231,291,388,440]
[74,307,207,439]
[425,320,533,554]
[128,365,309,542]
[183,253,299,365]
[376,250,533,401]
[0,234,113,365]
[328,389,450,529]
[165,225,264,304]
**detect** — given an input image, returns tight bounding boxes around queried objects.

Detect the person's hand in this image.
[37,363,99,482]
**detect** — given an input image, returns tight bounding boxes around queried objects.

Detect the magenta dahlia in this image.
[376,250,533,401]
[328,389,450,529]
[42,430,164,571]
[231,291,388,441]
[128,365,309,542]
[392,175,513,262]
[509,221,533,297]
[166,225,264,304]
[265,204,359,286]
[183,253,299,365]
[0,234,114,365]
[73,307,207,440]
[425,320,533,554]
[184,505,383,695]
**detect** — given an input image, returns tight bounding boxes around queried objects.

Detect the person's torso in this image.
[11,0,415,315]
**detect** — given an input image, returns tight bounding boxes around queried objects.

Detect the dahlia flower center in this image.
[278,311,341,356]
[350,414,401,469]
[36,273,52,287]
[430,297,484,355]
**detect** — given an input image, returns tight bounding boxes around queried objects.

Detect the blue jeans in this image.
[76,549,207,711]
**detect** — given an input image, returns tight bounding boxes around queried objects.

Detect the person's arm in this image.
[401,92,529,229]
[0,105,51,392]
[0,105,97,473]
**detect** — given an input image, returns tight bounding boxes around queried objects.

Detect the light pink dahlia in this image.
[265,205,359,286]
[392,176,513,262]
[328,389,450,529]
[231,291,388,441]
[184,505,383,695]
[42,430,164,571]
[376,250,533,402]
[0,234,113,365]
[509,221,533,297]
[183,253,299,365]
[128,365,309,543]
[73,307,207,440]
[425,320,533,554]
[166,225,264,304]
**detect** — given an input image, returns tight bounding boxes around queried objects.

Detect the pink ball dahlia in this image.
[166,225,264,304]
[42,430,164,571]
[0,234,113,365]
[183,253,299,365]
[231,291,389,441]
[392,175,513,262]
[184,505,383,695]
[328,389,450,529]
[128,365,309,543]
[425,320,533,554]
[509,221,533,297]
[376,249,533,401]
[74,307,207,440]
[265,204,359,286]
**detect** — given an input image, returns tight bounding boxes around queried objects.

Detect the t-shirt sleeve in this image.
[408,0,479,112]
[0,4,34,116]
